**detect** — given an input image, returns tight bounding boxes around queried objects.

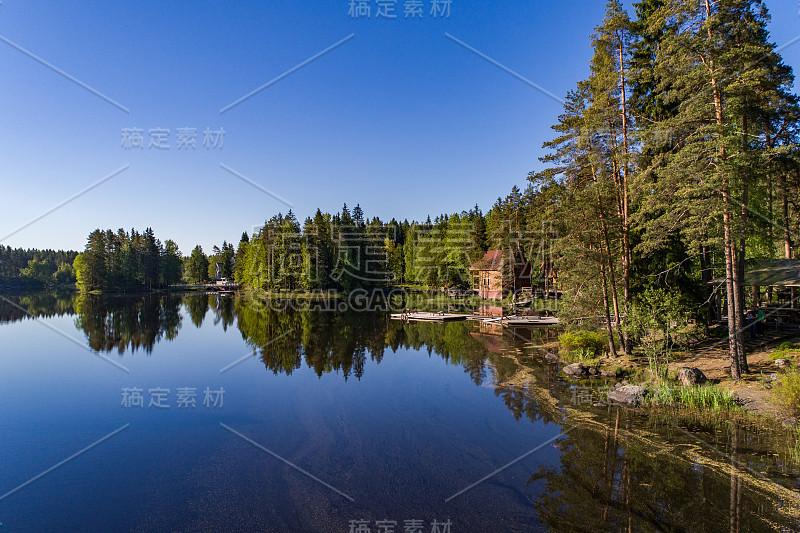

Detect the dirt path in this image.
[666,326,800,421]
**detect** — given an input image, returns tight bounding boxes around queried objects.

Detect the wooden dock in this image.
[173,282,241,292]
[467,315,560,326]
[390,312,468,322]
[391,312,559,326]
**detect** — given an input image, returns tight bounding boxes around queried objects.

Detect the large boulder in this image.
[608,385,646,407]
[678,367,708,386]
[562,363,589,376]
[544,352,559,363]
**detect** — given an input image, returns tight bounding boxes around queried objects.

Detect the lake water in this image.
[1,292,798,532]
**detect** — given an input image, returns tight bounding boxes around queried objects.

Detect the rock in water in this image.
[562,363,588,376]
[544,352,559,363]
[678,367,708,386]
[608,385,646,407]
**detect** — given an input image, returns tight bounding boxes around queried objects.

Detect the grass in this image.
[772,369,800,418]
[768,341,800,361]
[646,382,741,412]
[790,427,800,465]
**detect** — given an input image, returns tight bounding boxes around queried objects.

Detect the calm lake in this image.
[1,292,798,532]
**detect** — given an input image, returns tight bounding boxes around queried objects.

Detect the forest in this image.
[4,0,799,381]
[0,246,78,288]
[200,0,800,379]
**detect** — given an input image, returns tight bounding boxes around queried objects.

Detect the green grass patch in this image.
[561,353,601,366]
[772,369,800,418]
[646,382,741,412]
[559,330,606,359]
[768,341,800,361]
[790,426,800,465]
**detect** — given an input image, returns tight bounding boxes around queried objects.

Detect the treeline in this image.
[182,204,490,291]
[183,242,235,283]
[0,246,78,288]
[484,0,800,378]
[74,228,182,291]
[184,202,553,292]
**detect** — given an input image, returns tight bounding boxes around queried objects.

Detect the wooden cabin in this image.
[469,249,531,300]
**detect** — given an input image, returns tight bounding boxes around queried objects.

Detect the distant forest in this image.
[59,203,501,293]
[0,246,78,288]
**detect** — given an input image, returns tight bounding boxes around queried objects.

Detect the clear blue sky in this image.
[1,0,799,254]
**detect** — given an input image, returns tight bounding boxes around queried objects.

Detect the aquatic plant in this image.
[646,382,740,412]
[773,369,800,418]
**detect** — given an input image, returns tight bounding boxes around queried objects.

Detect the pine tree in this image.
[639,0,797,378]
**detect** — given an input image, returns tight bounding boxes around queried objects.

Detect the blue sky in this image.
[1,0,799,254]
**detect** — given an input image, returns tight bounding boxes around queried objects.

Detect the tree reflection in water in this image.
[73,293,182,354]
[1,292,798,531]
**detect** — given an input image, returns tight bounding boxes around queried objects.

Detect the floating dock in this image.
[390,312,468,322]
[467,315,560,326]
[391,312,559,326]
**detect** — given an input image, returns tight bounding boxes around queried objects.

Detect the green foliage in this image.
[54,262,76,285]
[230,204,487,294]
[769,342,800,361]
[646,383,740,412]
[160,240,183,287]
[0,246,78,287]
[559,330,607,359]
[628,288,689,378]
[19,258,57,286]
[75,227,181,292]
[206,241,235,280]
[185,246,209,284]
[773,370,800,418]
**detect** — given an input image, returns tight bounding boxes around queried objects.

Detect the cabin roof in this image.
[470,250,505,271]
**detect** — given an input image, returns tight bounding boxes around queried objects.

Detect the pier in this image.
[391,312,559,326]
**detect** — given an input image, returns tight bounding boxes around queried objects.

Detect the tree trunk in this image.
[780,172,792,259]
[700,244,717,323]
[618,37,633,358]
[588,136,626,353]
[706,0,745,377]
[737,105,750,372]
[600,261,618,357]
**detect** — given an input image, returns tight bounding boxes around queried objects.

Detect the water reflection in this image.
[528,411,800,532]
[72,293,182,354]
[1,292,799,531]
[0,291,74,323]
